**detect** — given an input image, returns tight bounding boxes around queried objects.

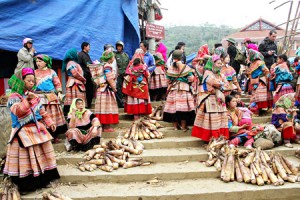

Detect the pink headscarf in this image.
[22,68,34,77]
[212,54,221,62]
[156,42,167,62]
[247,43,258,51]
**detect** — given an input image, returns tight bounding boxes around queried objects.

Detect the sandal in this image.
[103,128,115,132]
[284,143,294,148]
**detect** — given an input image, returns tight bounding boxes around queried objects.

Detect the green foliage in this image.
[163,24,239,56]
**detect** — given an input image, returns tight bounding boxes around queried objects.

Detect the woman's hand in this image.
[27,92,38,100]
[72,108,77,114]
[58,92,63,101]
[50,124,56,132]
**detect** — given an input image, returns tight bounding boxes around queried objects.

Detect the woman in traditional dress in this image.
[163,50,195,131]
[215,47,241,96]
[149,52,168,101]
[62,48,86,115]
[191,55,229,141]
[65,98,101,151]
[272,93,300,148]
[270,54,294,104]
[247,49,273,116]
[34,54,67,143]
[4,68,60,192]
[226,95,254,149]
[122,48,152,120]
[94,50,119,132]
[191,44,210,108]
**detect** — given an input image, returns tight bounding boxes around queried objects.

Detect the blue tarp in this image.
[0,0,140,61]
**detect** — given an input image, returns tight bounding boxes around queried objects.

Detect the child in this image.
[237,107,253,127]
[230,91,245,107]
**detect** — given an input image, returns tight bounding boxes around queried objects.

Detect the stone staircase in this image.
[22,96,300,200]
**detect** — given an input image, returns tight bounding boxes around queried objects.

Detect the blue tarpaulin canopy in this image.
[0,0,140,61]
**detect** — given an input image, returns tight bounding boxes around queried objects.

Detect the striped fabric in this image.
[164,90,195,113]
[250,82,273,109]
[43,104,66,127]
[124,95,152,115]
[273,84,294,104]
[149,66,168,89]
[4,138,57,177]
[66,127,101,145]
[94,89,119,124]
[64,77,87,106]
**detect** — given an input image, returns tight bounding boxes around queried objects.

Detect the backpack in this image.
[234,47,246,65]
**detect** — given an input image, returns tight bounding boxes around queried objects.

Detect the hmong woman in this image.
[94,50,119,132]
[4,68,60,192]
[272,93,300,148]
[65,98,101,151]
[62,48,86,115]
[163,50,195,131]
[247,49,273,116]
[123,48,152,120]
[191,55,229,141]
[270,54,294,104]
[215,47,241,96]
[226,95,254,149]
[149,52,168,101]
[191,44,210,107]
[34,54,67,143]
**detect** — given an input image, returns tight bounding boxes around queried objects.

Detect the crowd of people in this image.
[3,30,300,192]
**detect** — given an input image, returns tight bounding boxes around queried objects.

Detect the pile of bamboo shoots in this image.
[78,137,150,172]
[42,192,72,200]
[205,137,300,186]
[148,102,165,120]
[0,178,21,200]
[123,118,164,140]
[0,154,5,173]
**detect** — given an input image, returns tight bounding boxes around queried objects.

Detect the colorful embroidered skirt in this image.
[124,96,152,115]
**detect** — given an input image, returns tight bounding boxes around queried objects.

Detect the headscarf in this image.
[172,50,183,60]
[68,98,87,120]
[275,93,295,110]
[34,54,52,68]
[247,43,258,51]
[192,44,209,66]
[204,57,213,71]
[154,52,165,65]
[126,48,145,70]
[100,50,114,62]
[156,42,167,61]
[214,47,228,59]
[248,49,264,63]
[8,68,35,95]
[62,48,78,72]
[212,54,221,75]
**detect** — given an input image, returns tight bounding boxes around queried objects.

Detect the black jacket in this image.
[78,51,92,78]
[227,45,241,74]
[258,37,277,68]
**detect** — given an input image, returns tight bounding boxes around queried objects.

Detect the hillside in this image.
[163,24,239,56]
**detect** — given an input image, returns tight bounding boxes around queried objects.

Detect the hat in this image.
[172,50,183,59]
[226,38,236,44]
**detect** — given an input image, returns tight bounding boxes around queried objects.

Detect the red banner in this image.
[146,23,165,40]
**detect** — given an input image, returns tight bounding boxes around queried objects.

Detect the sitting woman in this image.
[65,98,101,151]
[270,54,294,104]
[226,95,254,149]
[4,68,60,192]
[272,93,300,148]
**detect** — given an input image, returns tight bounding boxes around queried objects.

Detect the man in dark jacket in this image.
[168,42,186,64]
[226,38,241,74]
[78,42,93,108]
[258,30,277,69]
[114,40,129,108]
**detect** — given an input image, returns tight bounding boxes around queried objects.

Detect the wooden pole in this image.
[287,0,300,56]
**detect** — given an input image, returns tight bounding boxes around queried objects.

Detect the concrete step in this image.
[253,116,271,124]
[22,177,300,200]
[56,147,207,165]
[53,136,203,152]
[241,97,250,103]
[55,144,300,165]
[55,161,219,184]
